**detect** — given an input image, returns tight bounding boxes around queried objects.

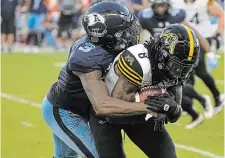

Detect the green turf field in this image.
[1,53,224,158]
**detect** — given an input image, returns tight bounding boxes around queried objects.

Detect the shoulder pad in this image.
[68,42,105,73]
[117,44,151,86]
[139,8,154,19]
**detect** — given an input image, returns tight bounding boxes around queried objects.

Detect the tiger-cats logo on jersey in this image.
[160,33,178,55]
[124,55,134,66]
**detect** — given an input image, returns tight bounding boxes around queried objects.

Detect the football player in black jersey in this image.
[41,2,167,158]
[89,24,200,158]
[138,0,219,123]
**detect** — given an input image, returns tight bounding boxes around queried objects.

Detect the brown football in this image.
[135,86,165,102]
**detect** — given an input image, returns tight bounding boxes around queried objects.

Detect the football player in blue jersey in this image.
[41,2,163,158]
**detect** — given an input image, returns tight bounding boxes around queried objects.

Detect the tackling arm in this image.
[111,75,137,102]
[73,70,151,117]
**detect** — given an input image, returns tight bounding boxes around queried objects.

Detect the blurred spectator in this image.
[56,0,81,51]
[1,0,21,52]
[7,0,224,53]
[71,0,90,41]
[42,12,57,47]
[25,0,47,52]
[131,0,149,16]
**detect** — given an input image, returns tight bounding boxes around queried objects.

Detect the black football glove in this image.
[153,113,168,131]
[144,93,182,123]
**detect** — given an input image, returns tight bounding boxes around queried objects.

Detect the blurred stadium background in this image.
[1,0,224,158]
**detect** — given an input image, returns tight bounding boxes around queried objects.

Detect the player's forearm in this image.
[75,70,150,117]
[217,15,224,34]
[208,2,224,34]
[182,22,210,52]
[191,26,210,52]
[96,98,149,116]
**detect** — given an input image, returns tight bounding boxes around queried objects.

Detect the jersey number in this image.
[190,13,199,24]
[78,42,95,52]
[138,53,148,58]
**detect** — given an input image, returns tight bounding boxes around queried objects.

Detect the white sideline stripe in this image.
[174,122,184,127]
[1,92,224,158]
[175,144,224,158]
[215,80,224,85]
[21,121,34,127]
[0,93,41,108]
[54,62,65,68]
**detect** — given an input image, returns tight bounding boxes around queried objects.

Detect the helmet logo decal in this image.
[86,13,107,37]
[160,33,178,55]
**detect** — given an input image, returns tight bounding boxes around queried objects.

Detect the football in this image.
[135,86,165,103]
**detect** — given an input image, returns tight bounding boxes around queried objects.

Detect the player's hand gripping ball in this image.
[135,86,165,121]
[135,86,166,102]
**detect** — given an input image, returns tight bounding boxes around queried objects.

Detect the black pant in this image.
[57,12,73,38]
[89,114,177,158]
[194,46,220,100]
[1,17,15,34]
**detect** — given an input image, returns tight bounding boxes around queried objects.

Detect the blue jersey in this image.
[47,36,116,118]
[29,0,46,14]
[138,8,186,38]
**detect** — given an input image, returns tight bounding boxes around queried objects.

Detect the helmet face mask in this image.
[160,48,198,79]
[154,24,200,81]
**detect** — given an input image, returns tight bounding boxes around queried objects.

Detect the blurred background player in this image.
[182,74,213,129]
[171,0,225,116]
[25,0,47,52]
[71,0,90,42]
[56,0,82,51]
[1,0,21,52]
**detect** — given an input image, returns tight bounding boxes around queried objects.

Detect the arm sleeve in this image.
[117,49,143,86]
[167,85,182,105]
[166,85,183,123]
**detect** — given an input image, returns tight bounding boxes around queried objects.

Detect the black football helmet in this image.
[154,24,200,81]
[82,2,140,52]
